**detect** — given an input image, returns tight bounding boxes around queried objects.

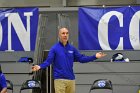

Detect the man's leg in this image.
[54,79,66,93]
[65,80,75,93]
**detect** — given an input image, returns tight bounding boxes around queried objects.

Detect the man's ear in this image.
[57,37,59,41]
[0,65,2,73]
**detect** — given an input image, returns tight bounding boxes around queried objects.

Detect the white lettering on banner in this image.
[5,12,33,51]
[98,11,123,50]
[0,23,2,47]
[129,11,140,49]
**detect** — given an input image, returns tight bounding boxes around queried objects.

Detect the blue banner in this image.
[0,7,38,51]
[79,6,140,50]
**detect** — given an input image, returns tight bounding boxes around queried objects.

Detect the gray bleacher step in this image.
[1,63,32,73]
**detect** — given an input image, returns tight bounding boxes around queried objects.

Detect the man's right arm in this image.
[32,47,55,72]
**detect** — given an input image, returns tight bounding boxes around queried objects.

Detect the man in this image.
[0,65,7,93]
[32,27,106,93]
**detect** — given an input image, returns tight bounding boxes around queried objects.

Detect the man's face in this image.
[59,28,69,44]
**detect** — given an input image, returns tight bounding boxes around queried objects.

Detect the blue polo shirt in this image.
[40,42,97,80]
[0,73,7,92]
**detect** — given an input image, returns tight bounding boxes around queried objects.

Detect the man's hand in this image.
[32,65,41,71]
[1,88,7,93]
[96,52,107,58]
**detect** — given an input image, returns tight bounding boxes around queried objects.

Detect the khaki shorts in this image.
[54,79,75,93]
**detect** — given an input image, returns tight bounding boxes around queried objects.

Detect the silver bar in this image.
[39,7,78,12]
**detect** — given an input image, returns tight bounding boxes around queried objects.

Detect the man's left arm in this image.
[73,48,106,63]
